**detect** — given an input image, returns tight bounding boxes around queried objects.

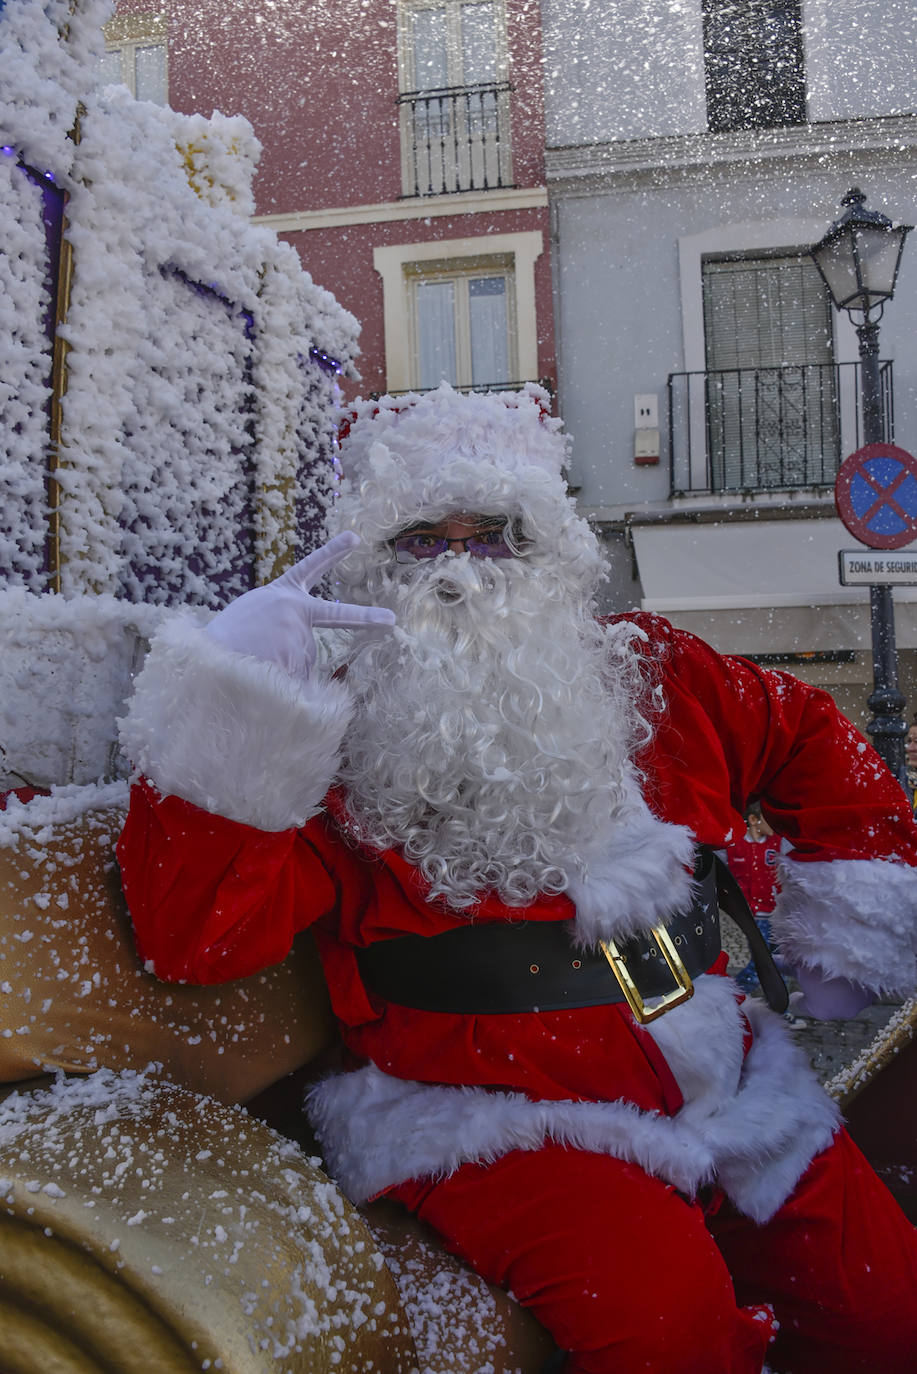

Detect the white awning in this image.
[630,518,917,655]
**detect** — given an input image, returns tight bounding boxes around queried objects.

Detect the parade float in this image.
[0,2,553,1369]
[0,3,913,1372]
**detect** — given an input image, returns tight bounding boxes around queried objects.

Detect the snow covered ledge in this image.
[0,589,165,791]
[118,614,354,832]
[771,853,917,1000]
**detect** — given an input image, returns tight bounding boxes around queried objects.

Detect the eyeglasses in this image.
[393,525,516,563]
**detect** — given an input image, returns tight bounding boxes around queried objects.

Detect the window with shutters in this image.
[703,0,806,133]
[397,0,512,196]
[702,251,839,490]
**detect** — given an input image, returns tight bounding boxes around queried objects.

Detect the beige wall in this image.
[787,649,917,739]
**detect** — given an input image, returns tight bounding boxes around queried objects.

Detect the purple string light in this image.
[309,346,343,376]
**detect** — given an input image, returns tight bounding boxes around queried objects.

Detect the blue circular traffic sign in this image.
[835,443,917,549]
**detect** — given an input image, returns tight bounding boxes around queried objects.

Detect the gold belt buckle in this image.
[599,926,695,1024]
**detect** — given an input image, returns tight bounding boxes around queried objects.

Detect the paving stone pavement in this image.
[776,996,903,1084]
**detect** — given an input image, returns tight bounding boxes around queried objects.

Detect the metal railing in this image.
[667,360,894,496]
[376,378,554,401]
[398,82,513,196]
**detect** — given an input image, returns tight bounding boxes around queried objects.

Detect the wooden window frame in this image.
[374,231,543,393]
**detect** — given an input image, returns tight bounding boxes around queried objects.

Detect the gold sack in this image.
[0,791,335,1104]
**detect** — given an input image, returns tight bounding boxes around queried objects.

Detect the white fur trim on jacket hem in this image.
[118,613,353,832]
[305,979,840,1223]
[567,806,697,945]
[703,999,840,1222]
[643,972,747,1110]
[771,854,917,999]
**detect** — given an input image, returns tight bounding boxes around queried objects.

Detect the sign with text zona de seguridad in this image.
[839,548,917,585]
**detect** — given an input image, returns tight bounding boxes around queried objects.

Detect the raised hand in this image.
[205,532,394,678]
[791,964,874,1021]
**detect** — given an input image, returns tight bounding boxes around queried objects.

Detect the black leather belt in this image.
[356,847,786,1022]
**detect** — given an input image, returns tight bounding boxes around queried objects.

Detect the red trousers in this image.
[391,1129,917,1374]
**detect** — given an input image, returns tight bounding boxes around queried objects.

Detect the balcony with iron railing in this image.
[398,82,514,197]
[376,377,555,402]
[667,360,894,497]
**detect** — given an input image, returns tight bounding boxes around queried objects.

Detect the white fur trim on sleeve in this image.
[118,613,353,832]
[771,854,917,999]
[566,806,697,946]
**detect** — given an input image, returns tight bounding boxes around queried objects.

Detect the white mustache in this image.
[387,557,518,667]
[402,552,498,599]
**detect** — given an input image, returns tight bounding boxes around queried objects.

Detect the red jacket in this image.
[726,835,782,914]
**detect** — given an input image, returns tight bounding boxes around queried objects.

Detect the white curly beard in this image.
[335,553,651,910]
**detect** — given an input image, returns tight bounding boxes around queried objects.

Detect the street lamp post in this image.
[810,188,912,784]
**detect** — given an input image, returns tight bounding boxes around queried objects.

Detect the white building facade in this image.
[543,0,917,726]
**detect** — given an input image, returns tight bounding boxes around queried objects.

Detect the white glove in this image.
[205,532,394,678]
[791,964,874,1020]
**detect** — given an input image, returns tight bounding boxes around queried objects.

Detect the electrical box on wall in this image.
[634,429,660,464]
[634,394,659,465]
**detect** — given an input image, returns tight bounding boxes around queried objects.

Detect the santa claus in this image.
[117,384,917,1374]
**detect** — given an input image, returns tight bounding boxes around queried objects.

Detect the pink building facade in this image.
[107,0,555,404]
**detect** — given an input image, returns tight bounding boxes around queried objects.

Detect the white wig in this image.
[330,383,606,600]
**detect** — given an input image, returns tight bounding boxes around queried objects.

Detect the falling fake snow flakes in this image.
[373,1234,510,1374]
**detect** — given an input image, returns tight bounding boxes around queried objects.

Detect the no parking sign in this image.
[835,443,917,550]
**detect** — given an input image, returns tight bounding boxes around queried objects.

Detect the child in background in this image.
[725,807,782,993]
